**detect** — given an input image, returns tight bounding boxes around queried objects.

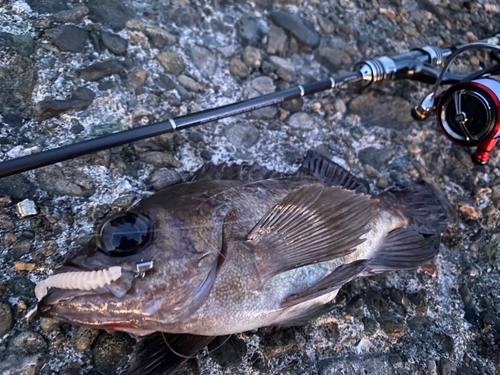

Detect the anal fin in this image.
[124,332,215,375]
[365,228,437,274]
[247,184,378,282]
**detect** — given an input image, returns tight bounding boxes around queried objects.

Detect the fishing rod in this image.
[1,34,500,178]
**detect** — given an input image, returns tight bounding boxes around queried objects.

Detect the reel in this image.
[413,43,500,165]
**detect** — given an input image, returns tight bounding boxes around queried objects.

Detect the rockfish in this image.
[36,150,452,374]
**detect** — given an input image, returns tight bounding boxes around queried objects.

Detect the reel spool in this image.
[437,77,500,164]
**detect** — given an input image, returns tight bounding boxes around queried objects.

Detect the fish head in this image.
[38,189,223,334]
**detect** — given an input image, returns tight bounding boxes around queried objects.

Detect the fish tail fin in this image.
[381,179,455,235]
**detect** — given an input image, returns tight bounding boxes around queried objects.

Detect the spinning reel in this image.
[413,43,500,165]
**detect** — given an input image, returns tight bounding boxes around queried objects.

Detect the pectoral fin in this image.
[247,184,378,282]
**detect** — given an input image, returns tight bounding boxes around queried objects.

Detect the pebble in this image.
[11,240,31,260]
[178,75,200,92]
[269,56,295,82]
[270,11,320,47]
[208,335,247,369]
[244,76,275,99]
[191,46,218,78]
[101,31,128,56]
[9,277,35,298]
[317,15,335,35]
[458,201,480,220]
[225,123,260,148]
[150,168,182,191]
[72,327,100,352]
[358,147,396,170]
[80,60,124,81]
[376,176,389,189]
[236,15,266,46]
[364,164,378,178]
[156,52,185,76]
[0,302,13,338]
[44,25,88,53]
[281,98,303,113]
[125,19,176,48]
[139,151,181,168]
[92,332,134,374]
[16,199,37,218]
[32,240,58,263]
[40,318,60,333]
[7,146,42,159]
[362,317,379,334]
[334,98,347,114]
[200,149,213,161]
[5,233,17,247]
[377,316,408,339]
[229,59,250,80]
[390,288,409,308]
[127,67,148,90]
[407,144,421,157]
[52,6,88,23]
[315,48,352,72]
[379,7,397,19]
[243,46,261,69]
[267,25,287,55]
[35,165,95,197]
[350,126,364,141]
[36,87,96,122]
[454,148,474,170]
[86,0,136,31]
[287,112,315,130]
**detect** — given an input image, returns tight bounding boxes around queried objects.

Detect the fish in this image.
[36,150,452,375]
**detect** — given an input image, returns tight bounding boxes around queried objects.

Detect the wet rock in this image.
[87,0,136,31]
[0,303,13,338]
[0,174,36,200]
[0,32,36,57]
[178,75,200,92]
[236,15,266,47]
[269,56,295,82]
[376,176,389,189]
[11,240,31,260]
[150,169,182,191]
[72,327,100,352]
[229,59,250,80]
[243,46,261,69]
[315,48,352,72]
[317,15,335,34]
[288,112,315,130]
[139,151,181,168]
[454,148,474,170]
[52,6,89,23]
[0,214,14,230]
[225,123,260,148]
[348,92,414,129]
[346,294,364,316]
[44,25,88,53]
[267,25,287,55]
[270,11,320,47]
[208,335,247,368]
[281,97,303,113]
[92,332,134,374]
[80,60,124,81]
[101,31,128,56]
[36,87,95,121]
[9,276,35,298]
[156,52,185,76]
[252,106,277,119]
[358,147,396,170]
[25,0,68,13]
[362,317,379,334]
[126,19,176,48]
[35,165,95,197]
[377,316,408,339]
[191,46,218,78]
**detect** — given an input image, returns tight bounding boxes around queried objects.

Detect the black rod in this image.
[0,72,361,179]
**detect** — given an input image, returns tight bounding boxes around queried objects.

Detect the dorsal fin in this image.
[188,162,287,182]
[297,150,368,193]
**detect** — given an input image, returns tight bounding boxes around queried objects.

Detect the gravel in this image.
[1,0,500,374]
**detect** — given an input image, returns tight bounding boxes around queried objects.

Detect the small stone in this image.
[218,45,238,58]
[86,0,136,31]
[364,164,378,178]
[244,76,275,99]
[101,31,128,56]
[243,46,261,69]
[80,60,124,81]
[458,201,480,220]
[5,233,18,247]
[334,99,347,114]
[11,240,31,260]
[191,46,218,78]
[155,52,185,76]
[0,303,13,338]
[236,15,266,47]
[40,318,60,333]
[315,48,352,72]
[225,123,260,148]
[44,25,88,53]
[52,6,89,23]
[376,176,388,189]
[229,59,250,80]
[92,332,134,374]
[312,102,322,112]
[208,335,247,369]
[267,25,287,55]
[282,98,303,113]
[407,144,421,157]
[279,109,288,121]
[17,300,28,312]
[358,147,396,170]
[346,295,364,316]
[469,56,480,67]
[465,31,478,43]
[261,328,303,360]
[127,68,148,90]
[389,288,409,308]
[200,149,212,161]
[139,151,181,168]
[36,87,95,122]
[288,112,315,130]
[269,56,295,82]
[178,75,200,92]
[32,240,58,263]
[188,132,204,143]
[379,7,396,19]
[35,165,95,197]
[377,316,408,339]
[73,327,100,352]
[270,11,320,47]
[317,15,334,34]
[350,126,363,141]
[126,19,176,48]
[150,169,182,191]
[14,261,36,272]
[362,317,379,334]
[11,331,47,353]
[16,199,37,217]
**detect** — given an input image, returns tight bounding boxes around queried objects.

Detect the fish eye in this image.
[96,212,153,256]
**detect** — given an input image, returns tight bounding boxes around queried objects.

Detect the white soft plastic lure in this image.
[35,266,123,301]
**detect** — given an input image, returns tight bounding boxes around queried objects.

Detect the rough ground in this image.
[0,0,500,374]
